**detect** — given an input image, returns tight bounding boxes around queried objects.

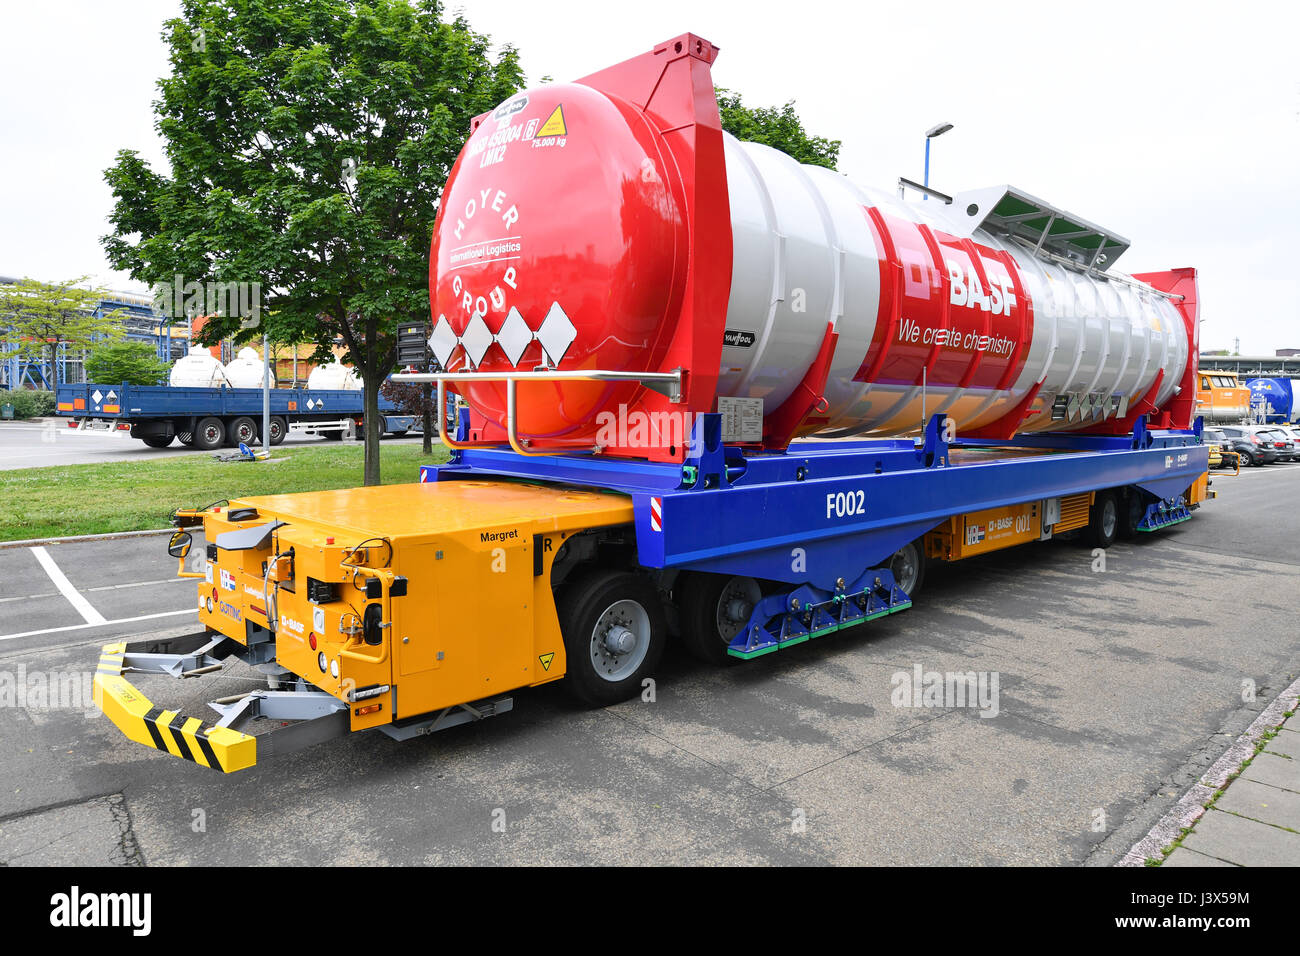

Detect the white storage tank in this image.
[307,361,361,390]
[169,345,228,388]
[223,347,269,389]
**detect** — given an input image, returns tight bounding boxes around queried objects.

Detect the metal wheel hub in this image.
[1101,498,1117,538]
[714,577,762,644]
[590,599,651,682]
[603,625,637,655]
[890,544,919,594]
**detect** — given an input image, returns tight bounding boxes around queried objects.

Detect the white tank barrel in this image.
[170,345,227,388]
[719,135,1192,437]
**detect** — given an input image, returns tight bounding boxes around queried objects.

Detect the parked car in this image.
[1271,425,1300,461]
[1217,426,1280,466]
[1202,428,1240,469]
[1201,428,1227,468]
[1255,427,1298,462]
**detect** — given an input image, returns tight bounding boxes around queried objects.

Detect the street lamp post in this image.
[924,122,954,200]
[262,332,271,453]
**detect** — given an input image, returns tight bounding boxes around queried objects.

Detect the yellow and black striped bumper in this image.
[93,641,256,773]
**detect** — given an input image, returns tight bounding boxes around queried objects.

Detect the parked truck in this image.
[55,381,415,448]
[93,35,1212,772]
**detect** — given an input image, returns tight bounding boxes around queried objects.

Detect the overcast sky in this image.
[1,0,1296,353]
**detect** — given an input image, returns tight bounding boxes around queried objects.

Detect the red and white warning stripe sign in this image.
[649,496,662,532]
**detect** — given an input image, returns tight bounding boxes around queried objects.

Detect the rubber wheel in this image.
[888,539,926,596]
[678,573,761,666]
[141,434,173,448]
[1087,491,1119,549]
[194,417,225,451]
[269,416,287,446]
[558,568,667,707]
[1119,490,1145,539]
[1239,450,1254,467]
[228,416,258,447]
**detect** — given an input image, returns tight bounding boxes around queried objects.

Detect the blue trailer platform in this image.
[421,411,1211,660]
[55,382,415,449]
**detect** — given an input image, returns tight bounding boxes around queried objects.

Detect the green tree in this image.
[0,277,126,388]
[102,0,523,485]
[84,340,171,386]
[716,89,840,170]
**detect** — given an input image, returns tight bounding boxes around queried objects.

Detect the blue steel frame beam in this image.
[424,413,1209,592]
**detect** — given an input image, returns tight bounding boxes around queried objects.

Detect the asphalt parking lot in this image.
[0,463,1297,865]
[0,420,424,471]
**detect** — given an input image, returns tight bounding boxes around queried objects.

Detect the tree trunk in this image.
[421,382,433,454]
[363,363,382,487]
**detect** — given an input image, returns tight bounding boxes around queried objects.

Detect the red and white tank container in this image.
[424,34,1199,462]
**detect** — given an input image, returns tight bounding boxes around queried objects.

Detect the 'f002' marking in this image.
[826,490,867,520]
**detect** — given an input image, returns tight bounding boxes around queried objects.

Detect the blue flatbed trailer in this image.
[55,382,415,449]
[422,410,1212,660]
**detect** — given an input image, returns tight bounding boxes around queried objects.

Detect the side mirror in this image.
[168,530,193,559]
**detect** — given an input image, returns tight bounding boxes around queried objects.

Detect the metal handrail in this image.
[391,367,684,456]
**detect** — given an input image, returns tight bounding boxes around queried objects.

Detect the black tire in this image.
[1238,450,1255,467]
[558,568,667,706]
[141,434,173,448]
[269,416,287,446]
[678,573,760,666]
[888,539,926,596]
[1087,490,1119,549]
[228,416,258,447]
[194,416,225,451]
[1119,489,1145,539]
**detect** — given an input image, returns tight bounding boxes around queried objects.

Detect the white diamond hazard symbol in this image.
[424,301,578,370]
[536,303,577,366]
[496,307,533,366]
[460,315,494,367]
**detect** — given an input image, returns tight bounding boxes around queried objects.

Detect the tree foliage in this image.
[716,89,840,170]
[85,340,172,386]
[0,277,126,388]
[102,0,524,484]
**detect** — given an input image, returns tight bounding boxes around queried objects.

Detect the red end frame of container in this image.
[572,34,733,462]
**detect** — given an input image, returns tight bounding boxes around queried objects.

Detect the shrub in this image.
[84,340,170,386]
[4,388,55,419]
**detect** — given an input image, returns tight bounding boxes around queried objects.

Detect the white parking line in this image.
[0,577,192,604]
[30,546,107,625]
[0,607,195,641]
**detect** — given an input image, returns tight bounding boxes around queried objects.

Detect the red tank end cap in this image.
[430,83,687,440]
